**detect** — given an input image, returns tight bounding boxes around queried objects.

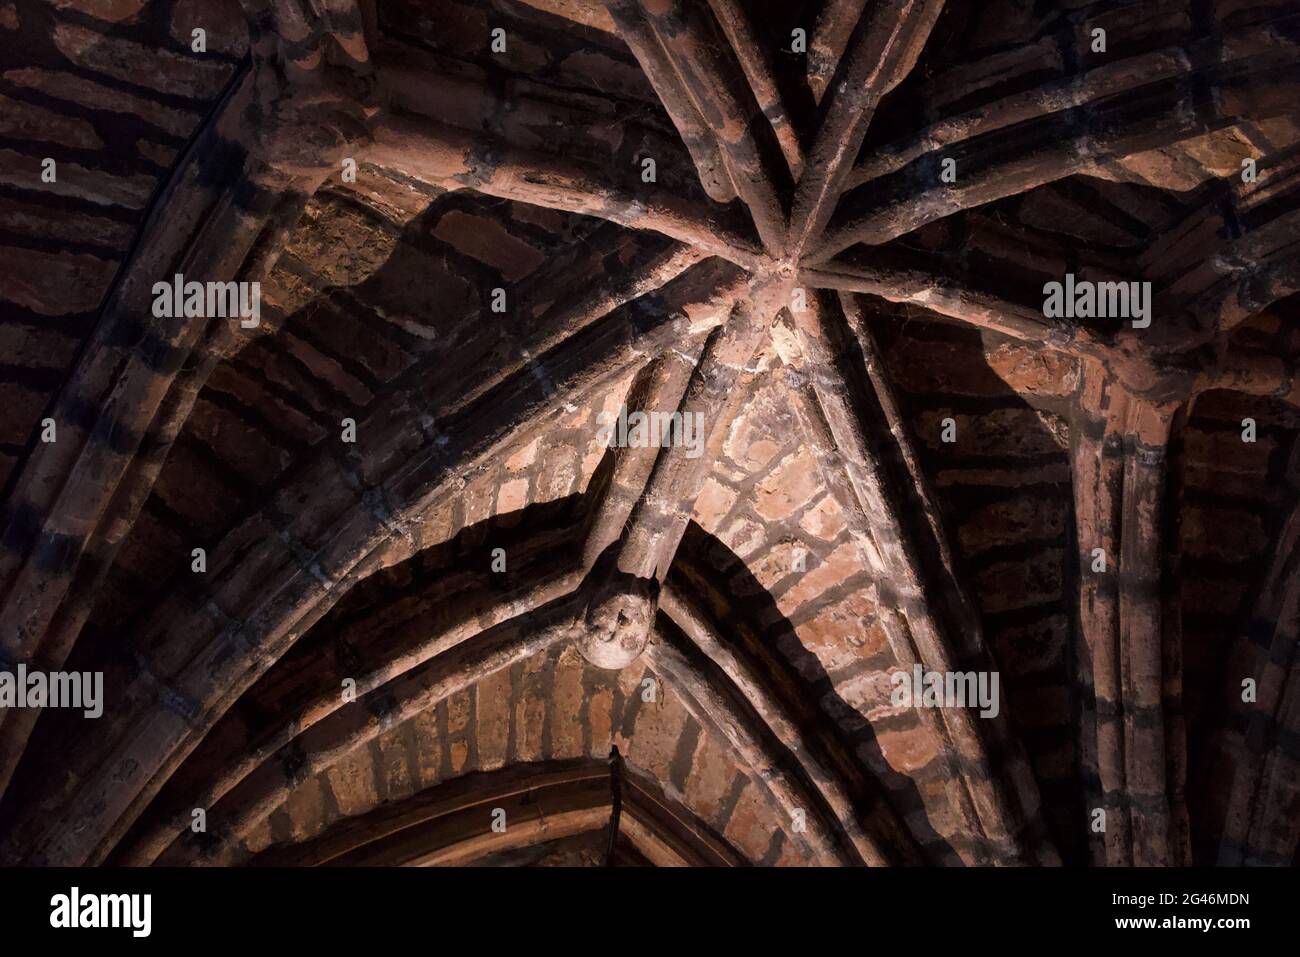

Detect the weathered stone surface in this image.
[3,68,203,137]
[51,23,234,98]
[0,94,102,149]
[753,448,822,521]
[691,476,738,531]
[0,148,156,207]
[0,245,118,314]
[3,0,1296,872]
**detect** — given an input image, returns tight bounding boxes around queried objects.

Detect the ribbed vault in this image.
[1,0,1299,867]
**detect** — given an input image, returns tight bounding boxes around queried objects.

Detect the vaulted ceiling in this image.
[1,0,1299,867]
